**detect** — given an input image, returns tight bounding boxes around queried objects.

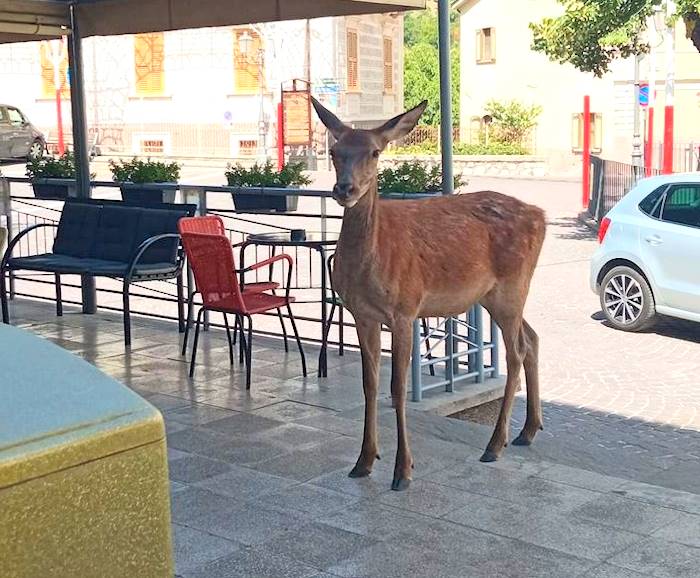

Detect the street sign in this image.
[639,83,649,107]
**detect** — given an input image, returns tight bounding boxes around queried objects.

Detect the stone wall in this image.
[380,154,548,178]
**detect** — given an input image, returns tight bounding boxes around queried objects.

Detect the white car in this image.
[590,173,700,331]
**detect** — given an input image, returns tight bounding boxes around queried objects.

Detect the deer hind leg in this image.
[349,318,382,478]
[390,318,414,491]
[480,315,526,463]
[512,319,544,446]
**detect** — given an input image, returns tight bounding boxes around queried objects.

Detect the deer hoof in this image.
[391,477,411,491]
[511,433,533,446]
[479,449,500,463]
[348,464,372,478]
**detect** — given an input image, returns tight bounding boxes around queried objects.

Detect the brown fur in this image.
[312,97,546,490]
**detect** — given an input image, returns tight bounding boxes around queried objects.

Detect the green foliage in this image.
[484,100,542,146]
[224,161,311,188]
[403,4,460,126]
[531,1,700,77]
[377,161,464,194]
[109,157,181,183]
[387,141,529,155]
[26,152,78,180]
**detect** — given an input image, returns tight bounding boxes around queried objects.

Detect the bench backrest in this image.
[53,200,196,264]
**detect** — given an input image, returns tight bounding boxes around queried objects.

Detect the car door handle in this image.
[644,235,663,245]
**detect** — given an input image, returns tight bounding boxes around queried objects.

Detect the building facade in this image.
[456,0,700,173]
[0,14,404,159]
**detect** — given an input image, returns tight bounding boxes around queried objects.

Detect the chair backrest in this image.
[53,200,196,264]
[179,228,245,312]
[178,215,226,236]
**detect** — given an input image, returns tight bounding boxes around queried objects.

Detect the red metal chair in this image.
[178,217,306,387]
[178,216,282,356]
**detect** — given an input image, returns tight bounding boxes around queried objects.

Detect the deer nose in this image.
[333,182,355,200]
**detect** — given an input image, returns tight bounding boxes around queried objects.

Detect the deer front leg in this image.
[349,318,381,478]
[390,319,413,491]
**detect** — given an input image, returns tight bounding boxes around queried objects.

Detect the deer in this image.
[311,97,546,491]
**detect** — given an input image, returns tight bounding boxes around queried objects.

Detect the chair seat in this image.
[8,254,177,277]
[207,292,294,315]
[242,281,279,293]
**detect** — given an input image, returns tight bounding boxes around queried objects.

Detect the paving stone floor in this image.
[7,299,700,578]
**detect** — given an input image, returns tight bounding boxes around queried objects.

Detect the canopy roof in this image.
[0,0,425,43]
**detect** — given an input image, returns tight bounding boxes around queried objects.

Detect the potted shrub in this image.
[109,158,180,205]
[377,161,465,196]
[26,152,80,200]
[225,161,311,212]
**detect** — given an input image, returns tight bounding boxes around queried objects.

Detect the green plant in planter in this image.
[225,161,311,212]
[26,151,78,180]
[377,161,464,195]
[108,158,181,184]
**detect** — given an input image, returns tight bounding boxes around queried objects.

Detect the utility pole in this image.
[632,51,643,173]
[663,0,676,174]
[645,12,658,176]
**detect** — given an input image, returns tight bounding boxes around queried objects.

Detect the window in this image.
[6,108,24,126]
[134,33,165,96]
[572,113,603,153]
[639,185,668,218]
[347,30,359,91]
[661,185,700,227]
[39,41,69,99]
[476,28,495,64]
[233,28,263,94]
[383,37,393,92]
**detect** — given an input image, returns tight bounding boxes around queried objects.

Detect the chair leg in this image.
[181,291,196,356]
[232,315,239,345]
[422,318,436,377]
[338,305,345,357]
[245,315,253,390]
[176,271,185,333]
[189,308,205,378]
[123,281,132,347]
[238,314,246,365]
[276,305,289,352]
[286,304,307,378]
[223,313,234,366]
[0,267,9,324]
[54,273,63,317]
[319,302,336,373]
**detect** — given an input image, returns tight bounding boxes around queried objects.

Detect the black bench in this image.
[0,199,196,345]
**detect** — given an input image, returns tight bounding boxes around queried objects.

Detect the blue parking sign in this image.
[639,83,649,107]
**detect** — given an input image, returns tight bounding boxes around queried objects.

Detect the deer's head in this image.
[311,97,427,208]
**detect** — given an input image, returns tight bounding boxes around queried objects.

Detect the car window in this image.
[0,107,8,124]
[661,185,700,228]
[6,107,24,126]
[639,185,667,218]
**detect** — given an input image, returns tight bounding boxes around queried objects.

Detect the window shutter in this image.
[347,30,359,91]
[134,33,165,96]
[234,29,262,94]
[383,37,393,91]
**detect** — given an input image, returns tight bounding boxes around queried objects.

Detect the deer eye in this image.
[372,150,380,158]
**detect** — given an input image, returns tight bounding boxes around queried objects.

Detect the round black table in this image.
[240,231,340,377]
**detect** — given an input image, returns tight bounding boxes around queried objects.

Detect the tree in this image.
[530,0,700,77]
[484,100,543,146]
[403,3,460,126]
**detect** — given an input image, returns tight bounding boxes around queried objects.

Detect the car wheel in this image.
[599,266,656,331]
[28,139,44,160]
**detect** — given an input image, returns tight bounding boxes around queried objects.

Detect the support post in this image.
[582,95,591,209]
[632,53,643,173]
[445,317,454,392]
[437,0,453,196]
[646,14,657,176]
[68,4,95,314]
[663,0,675,174]
[411,319,422,402]
[474,305,484,383]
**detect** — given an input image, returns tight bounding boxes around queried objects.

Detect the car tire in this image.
[27,139,44,160]
[599,265,656,332]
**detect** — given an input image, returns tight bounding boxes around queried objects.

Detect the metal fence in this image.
[0,177,500,401]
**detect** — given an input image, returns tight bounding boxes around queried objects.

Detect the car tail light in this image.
[598,217,611,244]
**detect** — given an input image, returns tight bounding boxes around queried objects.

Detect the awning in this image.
[0,0,425,43]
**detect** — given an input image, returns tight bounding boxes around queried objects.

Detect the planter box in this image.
[32,181,78,200]
[120,184,177,206]
[232,192,299,213]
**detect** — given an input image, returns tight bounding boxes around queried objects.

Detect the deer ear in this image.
[311,96,349,140]
[375,101,427,144]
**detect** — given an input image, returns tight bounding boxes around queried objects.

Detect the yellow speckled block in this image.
[0,325,173,578]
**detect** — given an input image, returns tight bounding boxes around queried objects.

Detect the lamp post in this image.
[238,29,267,161]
